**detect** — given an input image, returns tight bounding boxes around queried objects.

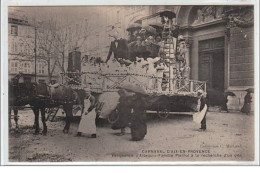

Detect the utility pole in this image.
[34,26,37,83]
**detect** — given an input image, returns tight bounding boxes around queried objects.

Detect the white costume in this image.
[78,98,97,135]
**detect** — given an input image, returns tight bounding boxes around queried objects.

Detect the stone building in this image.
[8,11,60,84]
[175,6,254,110]
[84,5,254,111]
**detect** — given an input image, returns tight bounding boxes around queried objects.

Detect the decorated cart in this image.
[60,9,207,121]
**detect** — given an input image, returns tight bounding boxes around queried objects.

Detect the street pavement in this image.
[8,109,255,162]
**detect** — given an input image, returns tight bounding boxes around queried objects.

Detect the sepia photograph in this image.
[1,0,259,165]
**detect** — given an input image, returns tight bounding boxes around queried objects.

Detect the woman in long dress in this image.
[76,92,97,138]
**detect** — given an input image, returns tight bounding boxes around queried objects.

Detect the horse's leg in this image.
[32,108,40,135]
[41,108,47,135]
[63,104,73,134]
[14,107,19,130]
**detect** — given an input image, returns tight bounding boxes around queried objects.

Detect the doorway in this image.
[199,37,225,106]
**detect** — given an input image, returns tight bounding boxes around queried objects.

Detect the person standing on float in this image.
[105,26,129,64]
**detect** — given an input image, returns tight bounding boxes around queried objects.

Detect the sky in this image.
[8,6,105,23]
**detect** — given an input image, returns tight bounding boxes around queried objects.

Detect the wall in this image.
[229,26,254,88]
[8,17,55,84]
[227,26,254,111]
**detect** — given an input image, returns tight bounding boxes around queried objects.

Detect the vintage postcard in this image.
[1,0,259,165]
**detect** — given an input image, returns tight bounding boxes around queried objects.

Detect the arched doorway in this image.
[176,6,228,106]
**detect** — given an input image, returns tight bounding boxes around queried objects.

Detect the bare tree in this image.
[49,16,89,73]
[37,19,60,83]
[36,16,89,83]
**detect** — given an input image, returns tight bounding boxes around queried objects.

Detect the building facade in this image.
[8,11,60,84]
[84,5,254,110]
[175,6,254,110]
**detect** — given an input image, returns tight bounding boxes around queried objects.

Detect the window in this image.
[22,62,31,73]
[25,44,31,55]
[11,25,18,36]
[10,61,19,73]
[19,42,24,54]
[14,42,18,53]
[11,42,18,53]
[38,62,45,74]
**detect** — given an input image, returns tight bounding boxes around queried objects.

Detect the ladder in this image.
[160,20,177,92]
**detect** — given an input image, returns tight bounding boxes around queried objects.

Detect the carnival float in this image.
[61,9,207,121]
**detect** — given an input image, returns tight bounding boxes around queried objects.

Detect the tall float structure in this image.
[63,9,207,118]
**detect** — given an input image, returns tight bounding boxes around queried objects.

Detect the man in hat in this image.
[128,34,144,60]
[105,26,129,64]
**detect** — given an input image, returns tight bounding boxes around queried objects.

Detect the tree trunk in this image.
[47,55,51,83]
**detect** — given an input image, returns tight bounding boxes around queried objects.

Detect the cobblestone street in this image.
[9,109,255,162]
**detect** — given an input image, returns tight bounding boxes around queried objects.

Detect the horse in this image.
[9,74,83,135]
[8,73,31,130]
[29,83,82,135]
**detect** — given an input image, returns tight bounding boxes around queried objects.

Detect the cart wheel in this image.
[158,109,169,119]
[108,109,119,124]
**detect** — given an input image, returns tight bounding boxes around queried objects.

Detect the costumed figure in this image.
[130,93,147,141]
[146,57,160,90]
[111,89,135,136]
[128,34,146,60]
[155,61,166,92]
[105,26,129,65]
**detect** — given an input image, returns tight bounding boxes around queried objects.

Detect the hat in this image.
[119,81,147,95]
[108,26,122,39]
[158,9,176,19]
[126,23,142,32]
